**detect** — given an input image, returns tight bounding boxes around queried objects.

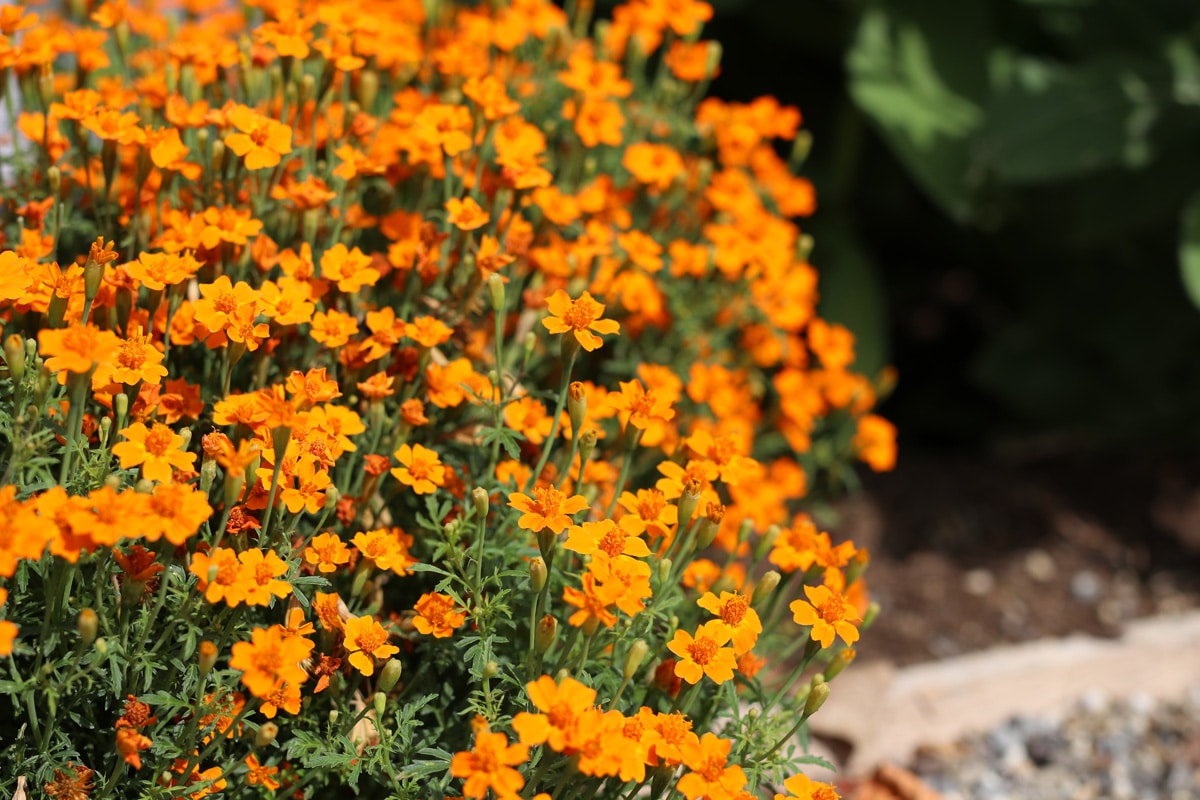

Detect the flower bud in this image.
[77,608,98,646]
[378,658,403,693]
[555,667,572,684]
[472,486,489,518]
[567,381,587,432]
[623,640,649,680]
[534,614,558,653]
[677,480,701,528]
[823,648,856,681]
[48,166,61,195]
[255,721,279,748]
[324,485,339,508]
[804,677,830,717]
[523,331,537,362]
[657,557,672,586]
[373,691,387,720]
[529,556,547,592]
[198,640,218,676]
[3,335,25,383]
[358,68,379,111]
[487,272,506,311]
[755,524,781,561]
[94,637,108,656]
[482,661,500,681]
[113,392,129,426]
[751,571,780,608]
[329,709,339,725]
[862,601,881,630]
[578,428,598,465]
[695,503,724,549]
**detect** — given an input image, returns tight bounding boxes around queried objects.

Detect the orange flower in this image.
[405,316,453,348]
[309,309,360,348]
[511,675,597,751]
[390,443,446,495]
[462,75,521,120]
[320,243,379,293]
[343,615,400,676]
[244,754,281,791]
[696,591,761,655]
[304,532,350,573]
[224,105,293,170]
[450,730,529,800]
[279,455,332,514]
[192,276,259,335]
[667,621,738,685]
[446,197,490,231]
[623,142,685,192]
[508,487,589,534]
[563,519,650,559]
[0,588,17,656]
[112,422,196,484]
[413,592,466,638]
[229,625,313,698]
[93,328,168,388]
[616,488,677,542]
[38,324,120,375]
[425,358,477,408]
[775,773,841,800]
[562,572,618,630]
[607,380,675,431]
[190,547,246,606]
[503,396,554,445]
[115,726,152,770]
[541,290,620,352]
[790,584,861,648]
[353,528,416,574]
[853,414,896,472]
[238,549,292,607]
[677,733,747,800]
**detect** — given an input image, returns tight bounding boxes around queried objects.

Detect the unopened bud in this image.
[862,601,881,630]
[482,660,499,680]
[113,392,129,424]
[378,658,403,693]
[329,709,339,724]
[755,524,781,561]
[751,571,780,607]
[94,637,108,656]
[657,558,672,586]
[695,503,724,549]
[555,667,571,684]
[823,648,856,681]
[623,640,649,679]
[523,331,537,361]
[804,677,830,717]
[324,485,339,508]
[358,69,379,111]
[529,556,547,592]
[3,335,24,383]
[373,691,386,720]
[534,614,557,653]
[48,166,61,195]
[77,608,98,646]
[255,721,279,748]
[487,272,506,310]
[677,480,701,528]
[472,486,489,518]
[198,640,217,676]
[567,381,587,432]
[578,428,598,464]
[299,74,316,106]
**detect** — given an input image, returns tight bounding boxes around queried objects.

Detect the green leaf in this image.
[976,55,1170,183]
[1178,190,1200,309]
[847,2,987,220]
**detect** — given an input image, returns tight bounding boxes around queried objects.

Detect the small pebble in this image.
[1071,570,1102,602]
[963,568,995,596]
[1024,549,1057,582]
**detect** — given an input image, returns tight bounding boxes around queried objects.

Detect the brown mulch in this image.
[831,452,1200,666]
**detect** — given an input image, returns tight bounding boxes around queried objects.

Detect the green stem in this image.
[524,348,578,493]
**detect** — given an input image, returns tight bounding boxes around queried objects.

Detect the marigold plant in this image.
[0,0,894,797]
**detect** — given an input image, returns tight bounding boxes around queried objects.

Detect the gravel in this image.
[907,688,1200,800]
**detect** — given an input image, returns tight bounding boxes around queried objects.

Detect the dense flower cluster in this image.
[0,0,894,797]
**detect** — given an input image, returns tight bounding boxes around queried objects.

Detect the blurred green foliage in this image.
[704,0,1200,449]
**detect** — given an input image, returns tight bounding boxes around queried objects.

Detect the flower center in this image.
[116,340,147,370]
[530,486,564,517]
[687,635,717,666]
[254,562,275,586]
[143,425,175,456]
[213,290,238,315]
[561,299,597,330]
[598,528,626,558]
[720,595,748,626]
[356,629,386,653]
[636,492,665,520]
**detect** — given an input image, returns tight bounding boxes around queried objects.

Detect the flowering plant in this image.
[0,0,895,798]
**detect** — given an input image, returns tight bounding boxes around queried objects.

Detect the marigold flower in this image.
[697,591,762,655]
[774,773,841,800]
[508,486,589,534]
[504,396,554,445]
[238,549,293,607]
[677,732,747,800]
[343,615,400,676]
[190,547,247,606]
[853,414,897,472]
[623,142,685,192]
[112,422,196,484]
[391,443,446,494]
[304,532,350,573]
[0,588,17,656]
[44,763,95,800]
[229,625,313,698]
[449,730,529,800]
[541,289,620,352]
[225,105,293,170]
[406,316,454,348]
[244,754,281,791]
[790,584,861,648]
[667,621,738,685]
[320,243,379,293]
[563,519,650,559]
[446,196,490,231]
[608,379,675,432]
[115,727,152,770]
[38,323,120,375]
[353,528,416,574]
[413,592,466,638]
[512,674,597,751]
